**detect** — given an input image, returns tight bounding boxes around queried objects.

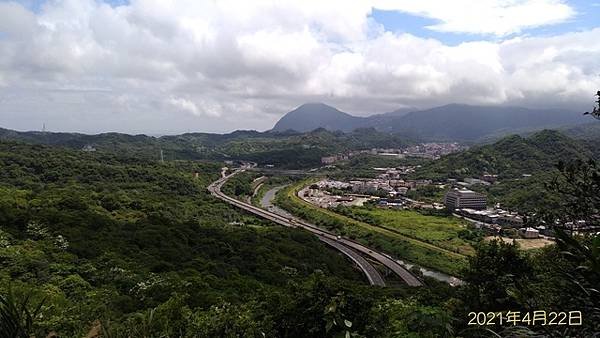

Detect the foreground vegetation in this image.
[1,141,409,337]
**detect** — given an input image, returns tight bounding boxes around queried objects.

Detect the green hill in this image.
[415,130,593,180]
[0,127,412,168]
[0,141,387,336]
[560,121,600,140]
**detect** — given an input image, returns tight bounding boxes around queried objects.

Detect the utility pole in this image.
[160,149,164,164]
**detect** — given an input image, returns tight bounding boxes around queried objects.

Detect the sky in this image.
[0,0,599,134]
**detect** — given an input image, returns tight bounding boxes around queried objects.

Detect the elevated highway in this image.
[208,166,422,287]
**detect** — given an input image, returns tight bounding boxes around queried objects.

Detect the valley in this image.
[1,110,599,336]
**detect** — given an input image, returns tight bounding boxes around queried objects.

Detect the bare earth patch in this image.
[485,236,555,250]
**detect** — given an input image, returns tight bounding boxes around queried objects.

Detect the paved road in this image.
[209,169,385,286]
[259,186,426,286]
[209,167,423,287]
[296,186,462,285]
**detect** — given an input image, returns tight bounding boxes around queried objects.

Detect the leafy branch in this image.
[584,90,600,119]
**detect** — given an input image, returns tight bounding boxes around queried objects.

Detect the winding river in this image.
[260,185,464,286]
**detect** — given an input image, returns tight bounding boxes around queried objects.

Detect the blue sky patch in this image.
[370,9,486,45]
[370,1,600,45]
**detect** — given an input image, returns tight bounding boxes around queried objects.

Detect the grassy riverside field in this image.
[335,208,475,256]
[274,180,470,276]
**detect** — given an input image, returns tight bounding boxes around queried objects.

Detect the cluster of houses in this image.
[447,174,499,188]
[301,181,370,208]
[305,176,566,240]
[320,149,379,165]
[304,179,442,209]
[402,142,467,159]
[320,143,467,165]
[311,177,437,197]
[349,178,433,196]
[373,166,417,178]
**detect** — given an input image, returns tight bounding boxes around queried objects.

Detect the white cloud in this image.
[0,0,597,134]
[374,0,575,36]
[167,97,201,116]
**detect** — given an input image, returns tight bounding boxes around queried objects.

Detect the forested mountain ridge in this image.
[561,120,600,139]
[415,129,594,180]
[0,127,413,168]
[271,103,586,141]
[560,121,600,158]
[381,104,585,141]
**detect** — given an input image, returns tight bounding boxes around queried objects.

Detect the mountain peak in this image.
[298,102,333,108]
[271,103,364,133]
[271,103,586,140]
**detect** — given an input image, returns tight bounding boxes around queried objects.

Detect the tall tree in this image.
[583,90,600,119]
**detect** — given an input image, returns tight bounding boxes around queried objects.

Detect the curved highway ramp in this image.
[208,166,423,287]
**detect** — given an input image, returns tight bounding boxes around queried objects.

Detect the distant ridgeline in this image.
[414,129,598,180]
[2,105,598,169]
[0,127,413,168]
[272,103,595,142]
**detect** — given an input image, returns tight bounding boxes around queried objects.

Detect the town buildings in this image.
[520,227,540,239]
[319,142,467,165]
[456,208,523,227]
[444,188,487,210]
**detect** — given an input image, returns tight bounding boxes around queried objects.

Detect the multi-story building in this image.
[444,188,487,210]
